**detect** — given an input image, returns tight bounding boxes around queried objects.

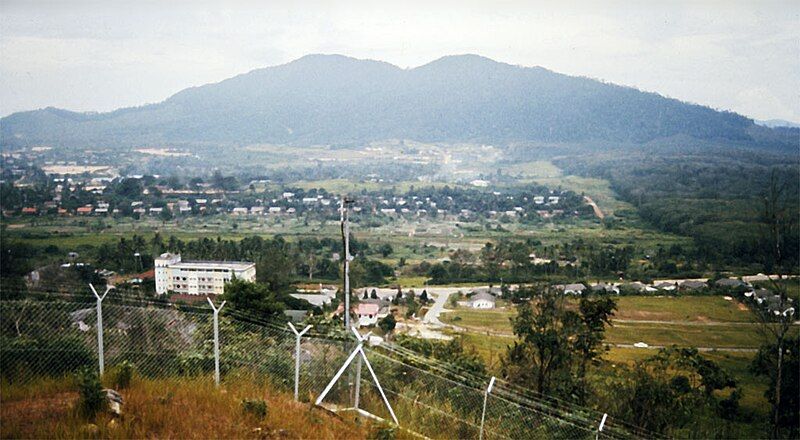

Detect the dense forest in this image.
[3,55,797,150]
[555,151,800,273]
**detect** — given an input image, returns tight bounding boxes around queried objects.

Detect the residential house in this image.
[715,278,746,288]
[591,283,620,294]
[356,303,381,327]
[563,283,587,295]
[469,292,496,309]
[681,280,707,291]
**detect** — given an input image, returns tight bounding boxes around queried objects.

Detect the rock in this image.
[103,388,124,416]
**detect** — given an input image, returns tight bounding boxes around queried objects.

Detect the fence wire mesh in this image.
[0,294,652,439]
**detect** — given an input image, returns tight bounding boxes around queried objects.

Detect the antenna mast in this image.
[340,197,352,330]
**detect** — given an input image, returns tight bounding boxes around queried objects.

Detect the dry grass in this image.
[1,375,379,439]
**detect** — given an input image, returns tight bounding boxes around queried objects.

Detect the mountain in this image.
[1,54,797,150]
[756,119,800,129]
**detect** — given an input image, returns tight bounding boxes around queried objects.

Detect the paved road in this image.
[421,287,467,326]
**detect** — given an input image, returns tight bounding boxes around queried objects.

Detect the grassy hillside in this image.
[1,375,383,439]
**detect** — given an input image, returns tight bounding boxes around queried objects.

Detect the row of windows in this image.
[171,283,225,290]
[174,268,232,273]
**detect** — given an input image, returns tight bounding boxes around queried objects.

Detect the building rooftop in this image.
[470,292,496,303]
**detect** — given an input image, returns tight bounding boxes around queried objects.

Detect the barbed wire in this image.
[0,295,648,439]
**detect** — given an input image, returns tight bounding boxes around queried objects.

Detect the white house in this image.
[563,283,587,294]
[469,292,496,309]
[154,253,256,295]
[356,303,381,327]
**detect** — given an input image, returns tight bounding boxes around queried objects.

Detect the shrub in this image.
[114,361,135,389]
[1,335,94,381]
[369,425,396,440]
[76,366,106,419]
[241,398,268,420]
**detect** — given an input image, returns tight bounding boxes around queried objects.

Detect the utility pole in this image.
[340,197,353,331]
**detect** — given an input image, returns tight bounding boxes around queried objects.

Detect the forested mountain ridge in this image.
[1,54,797,150]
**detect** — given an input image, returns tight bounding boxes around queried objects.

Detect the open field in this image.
[605,322,773,348]
[614,296,753,322]
[441,295,799,351]
[0,375,376,439]
[506,160,635,215]
[442,295,758,331]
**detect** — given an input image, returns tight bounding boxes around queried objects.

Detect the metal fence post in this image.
[89,284,114,376]
[595,413,608,440]
[350,328,371,411]
[479,376,496,440]
[288,322,312,401]
[207,297,226,386]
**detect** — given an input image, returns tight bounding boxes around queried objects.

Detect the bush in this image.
[369,425,396,440]
[76,366,106,419]
[241,398,268,420]
[114,361,135,389]
[1,335,94,381]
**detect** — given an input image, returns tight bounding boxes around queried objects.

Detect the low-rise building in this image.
[469,292,496,309]
[154,253,256,295]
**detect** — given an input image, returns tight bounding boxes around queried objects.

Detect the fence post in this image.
[479,376,496,440]
[288,322,312,401]
[89,284,114,376]
[595,413,608,440]
[207,297,226,386]
[350,327,372,411]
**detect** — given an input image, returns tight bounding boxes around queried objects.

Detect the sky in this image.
[1,0,798,122]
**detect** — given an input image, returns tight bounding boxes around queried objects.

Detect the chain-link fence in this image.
[0,292,653,439]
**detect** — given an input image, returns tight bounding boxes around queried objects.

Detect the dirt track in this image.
[583,195,604,219]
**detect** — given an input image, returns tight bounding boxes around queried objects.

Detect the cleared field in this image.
[441,308,514,332]
[605,322,770,348]
[442,295,799,351]
[442,295,756,331]
[614,296,753,322]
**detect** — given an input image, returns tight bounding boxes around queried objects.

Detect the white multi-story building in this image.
[154,253,256,295]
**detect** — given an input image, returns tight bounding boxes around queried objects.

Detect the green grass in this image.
[443,296,799,351]
[614,296,753,322]
[605,322,771,348]
[503,160,563,179]
[441,308,514,332]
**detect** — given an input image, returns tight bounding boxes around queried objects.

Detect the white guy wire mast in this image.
[207,297,226,386]
[315,326,399,425]
[479,376,496,440]
[89,283,114,376]
[353,328,373,410]
[288,322,312,401]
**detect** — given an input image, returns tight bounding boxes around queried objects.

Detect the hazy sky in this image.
[1,0,798,122]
